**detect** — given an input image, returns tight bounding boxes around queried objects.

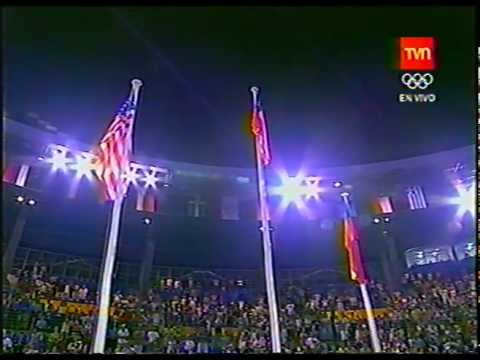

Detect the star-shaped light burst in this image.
[271,172,322,206]
[123,162,142,186]
[271,174,306,208]
[70,152,97,179]
[269,170,323,221]
[303,177,322,201]
[451,182,475,219]
[46,145,70,172]
[143,167,160,189]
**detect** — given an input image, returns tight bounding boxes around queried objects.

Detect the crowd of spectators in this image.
[2,261,477,354]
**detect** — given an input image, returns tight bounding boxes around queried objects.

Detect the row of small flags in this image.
[3,162,428,218]
[3,164,31,188]
[136,188,157,213]
[372,186,428,214]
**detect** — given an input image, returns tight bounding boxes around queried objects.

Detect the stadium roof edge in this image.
[5,117,475,180]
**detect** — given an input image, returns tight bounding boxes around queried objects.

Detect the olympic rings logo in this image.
[401,73,434,90]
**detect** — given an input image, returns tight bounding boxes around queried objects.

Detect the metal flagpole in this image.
[92,79,143,353]
[250,86,282,353]
[359,282,382,352]
[341,192,381,353]
[92,197,124,353]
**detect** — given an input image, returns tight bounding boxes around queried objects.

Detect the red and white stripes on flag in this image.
[3,163,30,187]
[407,186,427,210]
[374,196,394,214]
[94,98,136,201]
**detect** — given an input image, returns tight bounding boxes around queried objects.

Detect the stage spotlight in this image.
[27,199,36,206]
[303,177,322,201]
[123,164,141,186]
[340,191,350,198]
[272,173,322,204]
[453,183,475,218]
[273,175,306,207]
[384,217,390,223]
[47,147,70,172]
[373,217,381,224]
[143,218,152,225]
[333,181,343,188]
[16,195,25,203]
[71,152,97,179]
[143,169,159,189]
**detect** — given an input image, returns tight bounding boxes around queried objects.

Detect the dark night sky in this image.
[4,6,476,169]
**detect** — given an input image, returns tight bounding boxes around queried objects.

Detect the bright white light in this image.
[304,177,322,200]
[340,192,350,198]
[384,217,391,223]
[27,199,36,206]
[143,168,159,189]
[123,163,142,186]
[373,217,381,224]
[16,196,25,203]
[272,175,306,208]
[70,152,97,179]
[333,181,343,188]
[143,217,152,225]
[46,147,70,172]
[450,183,475,219]
[269,171,322,221]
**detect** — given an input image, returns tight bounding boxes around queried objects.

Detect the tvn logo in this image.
[397,37,437,104]
[399,37,436,71]
[403,47,432,61]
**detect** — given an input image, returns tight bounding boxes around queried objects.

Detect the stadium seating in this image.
[2,258,476,353]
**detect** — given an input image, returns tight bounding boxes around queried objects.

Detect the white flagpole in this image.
[359,282,382,352]
[250,86,282,353]
[92,197,124,353]
[341,193,381,353]
[92,79,143,354]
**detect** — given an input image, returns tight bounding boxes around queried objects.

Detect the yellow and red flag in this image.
[343,195,368,284]
[251,96,271,167]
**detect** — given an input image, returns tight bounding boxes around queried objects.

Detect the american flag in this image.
[342,195,368,284]
[94,98,136,201]
[251,98,271,166]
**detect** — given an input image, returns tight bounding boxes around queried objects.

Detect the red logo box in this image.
[399,37,436,71]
